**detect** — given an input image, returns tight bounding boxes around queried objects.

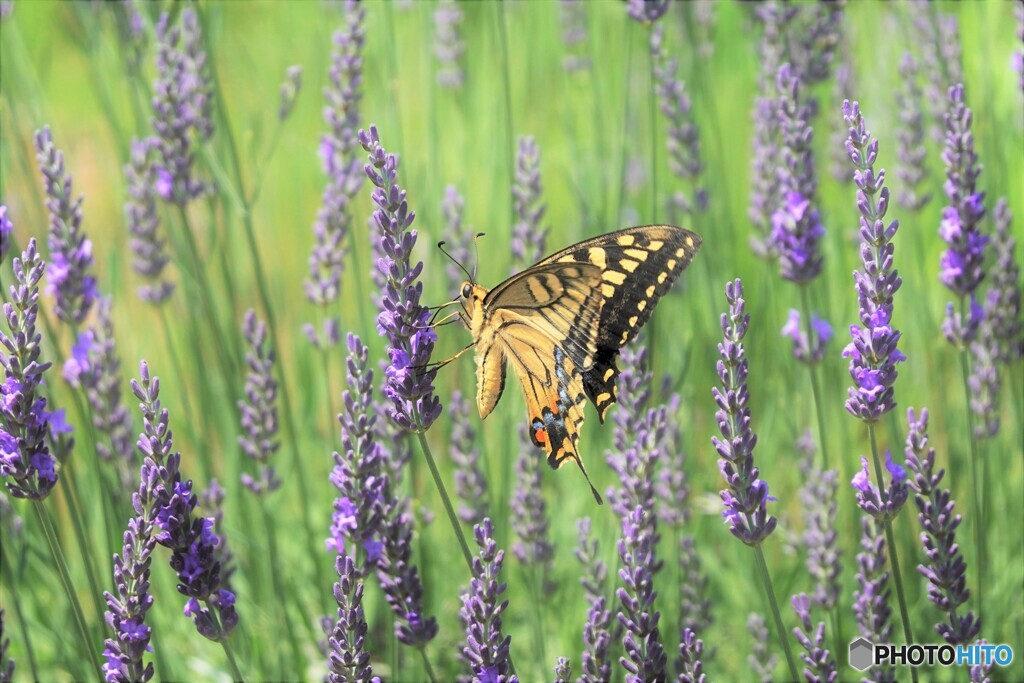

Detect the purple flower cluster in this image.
[553,657,571,683]
[651,24,706,220]
[851,452,908,522]
[828,44,855,183]
[510,136,548,270]
[903,408,981,645]
[654,392,689,529]
[327,551,378,683]
[449,390,488,525]
[278,65,303,121]
[747,613,777,681]
[360,125,441,432]
[0,205,11,264]
[676,628,706,683]
[895,53,932,212]
[152,9,214,205]
[800,466,841,611]
[985,198,1022,364]
[772,65,824,284]
[939,85,988,346]
[790,594,837,683]
[305,0,365,343]
[852,517,895,683]
[841,100,906,423]
[711,279,777,545]
[199,479,235,590]
[0,609,13,681]
[434,0,465,88]
[130,362,238,641]
[576,518,616,683]
[34,127,98,324]
[0,240,59,500]
[616,505,667,682]
[627,0,669,25]
[459,518,518,682]
[125,138,174,306]
[510,444,554,586]
[781,308,833,364]
[967,324,1000,439]
[676,536,712,647]
[238,310,282,496]
[327,334,386,564]
[787,2,843,106]
[916,12,963,143]
[558,0,590,72]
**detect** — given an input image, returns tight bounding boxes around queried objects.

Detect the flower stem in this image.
[800,285,831,472]
[752,544,799,682]
[32,501,101,678]
[418,647,437,683]
[958,342,985,625]
[260,503,302,677]
[868,425,919,683]
[415,430,472,571]
[0,546,39,681]
[206,599,245,683]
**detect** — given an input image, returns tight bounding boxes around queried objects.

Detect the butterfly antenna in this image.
[574,456,603,505]
[471,232,485,282]
[437,241,474,283]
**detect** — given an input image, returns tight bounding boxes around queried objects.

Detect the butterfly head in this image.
[458,280,489,334]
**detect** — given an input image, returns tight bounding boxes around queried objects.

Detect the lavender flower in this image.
[712,279,777,545]
[676,536,712,648]
[450,390,488,525]
[788,2,843,106]
[238,310,282,496]
[608,343,664,514]
[131,362,238,641]
[651,24,706,220]
[554,657,572,683]
[654,393,688,529]
[851,453,908,522]
[852,517,895,683]
[0,206,11,265]
[676,628,706,683]
[895,53,932,212]
[360,125,441,432]
[0,609,13,682]
[903,408,981,645]
[434,0,465,88]
[986,198,1022,363]
[559,0,590,72]
[781,309,832,364]
[125,138,174,305]
[576,518,615,683]
[510,447,554,588]
[967,325,1000,439]
[791,594,837,683]
[278,65,303,121]
[152,8,214,204]
[327,334,386,563]
[375,496,437,647]
[34,126,98,324]
[828,45,855,183]
[305,1,365,338]
[917,11,963,143]
[939,84,988,346]
[842,100,906,423]
[199,479,235,592]
[510,136,548,270]
[747,614,777,682]
[969,639,995,683]
[459,518,518,682]
[616,505,666,682]
[0,240,59,500]
[327,550,378,683]
[627,0,669,25]
[800,466,841,611]
[772,65,824,284]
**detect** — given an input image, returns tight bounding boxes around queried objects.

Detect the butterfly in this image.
[455,225,701,504]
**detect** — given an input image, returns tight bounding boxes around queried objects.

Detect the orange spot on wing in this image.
[535,428,547,443]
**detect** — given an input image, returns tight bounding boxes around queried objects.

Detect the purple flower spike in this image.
[894,53,931,212]
[627,0,669,25]
[553,657,571,683]
[327,550,379,683]
[434,0,465,88]
[576,518,617,683]
[986,198,1022,364]
[125,138,174,305]
[939,85,988,346]
[772,65,824,284]
[747,613,778,681]
[278,65,303,121]
[903,408,981,645]
[841,100,905,423]
[360,125,441,432]
[0,609,13,681]
[510,445,554,582]
[34,126,98,324]
[853,517,895,683]
[712,279,778,545]
[559,0,590,72]
[238,310,282,497]
[791,594,837,683]
[851,453,908,522]
[459,518,518,682]
[800,466,841,611]
[200,479,235,590]
[449,390,488,525]
[781,308,832,364]
[616,505,667,682]
[0,206,12,265]
[1,239,59,500]
[375,497,437,647]
[677,628,706,683]
[510,136,548,270]
[152,9,214,205]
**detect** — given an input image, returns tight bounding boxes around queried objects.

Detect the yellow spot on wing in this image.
[658,272,668,284]
[588,247,607,268]
[624,248,648,261]
[637,300,647,312]
[628,315,638,327]
[684,236,695,247]
[675,247,687,258]
[603,270,626,285]
[620,259,639,273]
[645,285,655,297]
[597,391,612,404]
[667,259,677,270]
[602,368,614,381]
[617,234,635,246]
[601,283,616,297]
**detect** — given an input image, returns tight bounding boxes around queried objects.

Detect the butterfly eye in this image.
[461,283,473,299]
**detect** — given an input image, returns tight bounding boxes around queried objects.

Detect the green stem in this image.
[800,285,832,472]
[33,501,102,679]
[415,430,472,571]
[752,544,799,682]
[868,424,919,683]
[260,503,302,678]
[958,340,985,625]
[418,647,437,683]
[205,599,246,683]
[0,544,39,681]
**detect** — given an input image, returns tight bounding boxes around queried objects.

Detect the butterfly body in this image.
[457,225,701,503]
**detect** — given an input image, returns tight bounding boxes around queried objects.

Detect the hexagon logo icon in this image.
[849,637,874,671]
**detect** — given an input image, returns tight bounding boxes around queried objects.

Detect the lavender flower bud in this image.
[449,390,488,524]
[616,504,666,682]
[125,138,174,305]
[747,613,777,682]
[360,125,441,432]
[627,0,669,25]
[916,11,963,143]
[0,609,12,681]
[576,518,616,683]
[781,308,832,365]
[510,136,548,271]
[800,466,841,611]
[676,536,712,647]
[712,279,778,545]
[34,126,98,324]
[238,310,282,496]
[853,516,895,683]
[894,53,932,212]
[553,657,572,683]
[903,408,981,645]
[851,453,908,522]
[375,496,437,647]
[0,206,11,265]
[967,323,1000,439]
[278,65,303,121]
[791,593,837,682]
[970,639,995,683]
[459,518,518,682]
[327,551,379,683]
[510,443,554,587]
[559,0,590,72]
[676,628,706,683]
[1,239,59,500]
[841,100,906,423]
[434,0,465,88]
[986,198,1022,363]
